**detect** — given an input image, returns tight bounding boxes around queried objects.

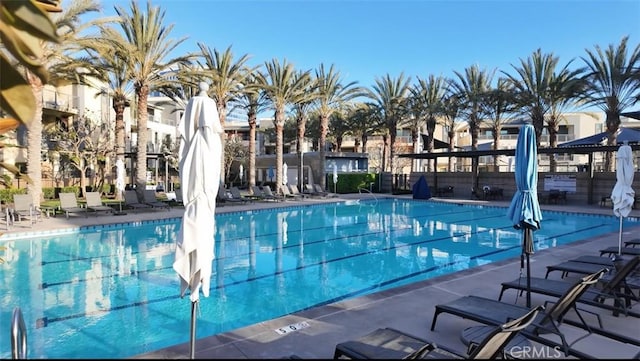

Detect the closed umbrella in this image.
[115,159,126,214]
[611,144,635,257]
[283,162,288,186]
[506,123,542,307]
[173,82,224,359]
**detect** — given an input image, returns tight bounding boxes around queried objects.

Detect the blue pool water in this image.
[0,199,636,358]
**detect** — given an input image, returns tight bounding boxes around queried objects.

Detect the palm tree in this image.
[450,65,494,190]
[110,0,191,198]
[367,73,412,174]
[24,0,101,206]
[481,78,517,169]
[441,92,462,172]
[196,43,255,128]
[502,49,556,145]
[236,70,268,191]
[579,36,640,171]
[314,64,363,189]
[292,70,317,190]
[258,58,311,194]
[410,75,447,171]
[546,63,584,171]
[81,35,136,199]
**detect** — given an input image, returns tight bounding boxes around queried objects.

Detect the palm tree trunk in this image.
[248,110,257,190]
[27,73,44,207]
[135,86,150,199]
[275,107,284,194]
[318,114,329,189]
[113,97,127,201]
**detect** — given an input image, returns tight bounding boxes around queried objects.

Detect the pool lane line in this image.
[34,213,577,290]
[35,218,612,329]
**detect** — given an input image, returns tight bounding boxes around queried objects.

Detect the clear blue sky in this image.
[98,0,639,89]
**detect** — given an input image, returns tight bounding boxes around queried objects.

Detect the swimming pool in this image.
[0,198,636,358]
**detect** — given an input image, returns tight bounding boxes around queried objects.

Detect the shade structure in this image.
[611,144,636,256]
[172,82,224,359]
[506,124,542,307]
[559,127,640,147]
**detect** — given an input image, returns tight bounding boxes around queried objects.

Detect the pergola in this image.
[398,144,640,204]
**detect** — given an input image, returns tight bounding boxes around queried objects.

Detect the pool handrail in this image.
[11,307,27,359]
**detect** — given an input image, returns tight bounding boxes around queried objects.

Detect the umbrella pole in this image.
[619,216,623,256]
[190,300,198,359]
[526,253,531,308]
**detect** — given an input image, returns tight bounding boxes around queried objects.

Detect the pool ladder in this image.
[358,187,378,202]
[11,307,27,359]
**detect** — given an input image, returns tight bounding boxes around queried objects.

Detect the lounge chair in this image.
[1,206,12,230]
[303,183,325,197]
[85,192,114,215]
[430,269,640,358]
[59,192,88,218]
[229,187,253,202]
[143,190,170,211]
[288,184,309,199]
[600,246,640,257]
[333,305,543,359]
[625,238,640,248]
[500,256,640,318]
[281,184,302,200]
[12,194,41,226]
[218,187,247,204]
[313,184,330,197]
[262,185,284,202]
[252,185,278,201]
[124,190,152,211]
[545,256,639,279]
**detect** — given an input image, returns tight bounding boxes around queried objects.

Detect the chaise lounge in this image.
[500,256,640,318]
[333,305,543,359]
[430,269,639,358]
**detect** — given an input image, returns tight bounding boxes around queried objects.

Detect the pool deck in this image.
[3,194,640,359]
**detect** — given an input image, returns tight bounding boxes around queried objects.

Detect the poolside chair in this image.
[430,268,633,358]
[228,186,253,203]
[303,183,325,198]
[313,184,330,197]
[625,238,640,248]
[1,205,13,230]
[545,256,639,279]
[333,305,543,359]
[143,190,170,211]
[85,192,114,215]
[600,246,640,257]
[281,184,303,200]
[124,190,152,211]
[218,186,247,204]
[288,184,309,199]
[12,194,41,226]
[251,185,275,201]
[262,185,284,202]
[500,256,640,318]
[59,192,88,218]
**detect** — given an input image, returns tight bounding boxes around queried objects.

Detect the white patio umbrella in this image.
[611,143,635,257]
[173,82,224,359]
[283,162,288,186]
[115,159,126,214]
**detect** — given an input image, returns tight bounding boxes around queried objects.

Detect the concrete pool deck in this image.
[3,193,640,359]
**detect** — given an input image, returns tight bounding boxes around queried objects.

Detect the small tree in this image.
[45,111,113,194]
